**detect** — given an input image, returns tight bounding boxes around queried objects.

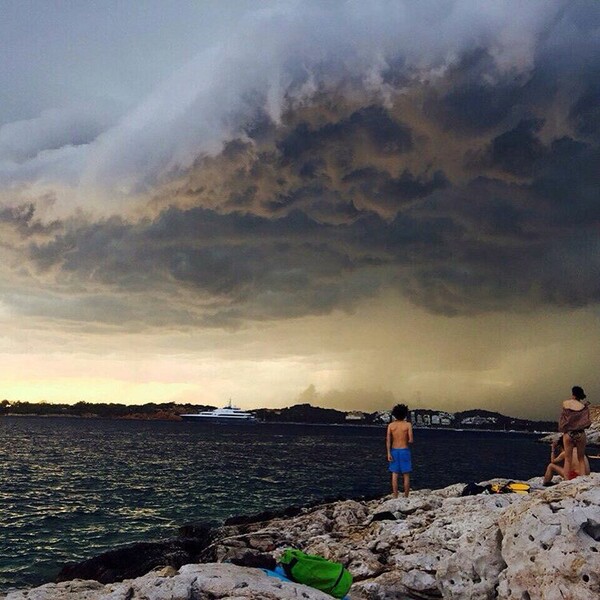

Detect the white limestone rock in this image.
[497,477,600,600]
[353,476,600,599]
[433,495,516,599]
[5,564,335,600]
[351,570,411,600]
[5,580,106,600]
[376,494,443,518]
[332,500,371,528]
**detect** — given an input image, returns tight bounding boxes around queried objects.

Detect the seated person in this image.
[543,437,590,485]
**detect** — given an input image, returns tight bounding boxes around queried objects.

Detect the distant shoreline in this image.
[1,413,554,435]
[1,401,560,433]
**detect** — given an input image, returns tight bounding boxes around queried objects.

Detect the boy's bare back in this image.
[387,420,413,449]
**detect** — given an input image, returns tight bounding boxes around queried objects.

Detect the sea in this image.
[0,416,551,593]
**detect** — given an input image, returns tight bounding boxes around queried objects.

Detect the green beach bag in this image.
[279,548,352,598]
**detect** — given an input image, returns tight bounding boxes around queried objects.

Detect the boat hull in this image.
[181,415,257,423]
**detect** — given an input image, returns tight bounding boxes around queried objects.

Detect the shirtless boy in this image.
[386,404,414,498]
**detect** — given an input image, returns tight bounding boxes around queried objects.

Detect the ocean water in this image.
[0,417,551,592]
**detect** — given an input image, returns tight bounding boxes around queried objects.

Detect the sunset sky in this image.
[1,1,599,419]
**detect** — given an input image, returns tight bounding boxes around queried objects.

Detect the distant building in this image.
[461,416,497,426]
[345,411,365,421]
[437,412,454,426]
[373,411,391,423]
[410,410,455,427]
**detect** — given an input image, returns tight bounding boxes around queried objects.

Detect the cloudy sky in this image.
[1,0,599,419]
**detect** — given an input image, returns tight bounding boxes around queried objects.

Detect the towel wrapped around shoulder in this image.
[558,401,591,433]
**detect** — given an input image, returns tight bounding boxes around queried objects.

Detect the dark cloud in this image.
[24,144,600,325]
[3,2,598,328]
[473,119,546,178]
[343,167,449,209]
[0,202,62,237]
[277,105,413,162]
[569,82,600,140]
[423,49,528,134]
[27,207,383,325]
[530,138,600,226]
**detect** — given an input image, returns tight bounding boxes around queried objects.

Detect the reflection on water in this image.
[0,417,549,591]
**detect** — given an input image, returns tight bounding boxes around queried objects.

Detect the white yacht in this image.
[181,400,257,423]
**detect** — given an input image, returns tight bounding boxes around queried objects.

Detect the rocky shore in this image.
[7,472,600,600]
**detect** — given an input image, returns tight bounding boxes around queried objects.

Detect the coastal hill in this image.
[0,400,211,421]
[0,399,559,432]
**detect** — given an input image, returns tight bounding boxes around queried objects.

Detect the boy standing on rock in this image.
[386,404,414,498]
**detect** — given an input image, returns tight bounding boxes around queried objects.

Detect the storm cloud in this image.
[3,1,600,415]
[1,0,600,330]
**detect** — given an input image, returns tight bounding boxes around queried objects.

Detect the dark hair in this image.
[572,386,587,400]
[392,404,408,420]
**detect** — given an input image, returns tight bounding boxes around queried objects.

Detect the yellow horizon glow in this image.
[0,293,598,419]
[0,377,198,405]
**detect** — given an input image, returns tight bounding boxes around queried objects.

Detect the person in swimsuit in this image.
[386,404,413,498]
[542,436,590,485]
[558,386,591,480]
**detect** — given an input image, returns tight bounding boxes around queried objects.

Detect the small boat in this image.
[181,400,257,423]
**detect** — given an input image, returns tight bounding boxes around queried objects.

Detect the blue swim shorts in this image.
[388,447,412,473]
